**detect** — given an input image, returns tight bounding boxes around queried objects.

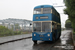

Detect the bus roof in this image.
[34,5,53,9]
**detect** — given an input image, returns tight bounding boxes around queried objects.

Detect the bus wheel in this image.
[33,40,37,44]
[58,33,61,39]
[52,35,56,42]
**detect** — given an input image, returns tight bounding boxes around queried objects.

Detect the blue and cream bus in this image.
[32,5,61,44]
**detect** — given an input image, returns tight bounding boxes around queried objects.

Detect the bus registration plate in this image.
[40,38,43,40]
[39,35,44,37]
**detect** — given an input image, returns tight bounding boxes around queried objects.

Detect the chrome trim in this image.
[32,22,33,32]
[41,8,43,14]
[41,22,42,32]
[51,21,52,32]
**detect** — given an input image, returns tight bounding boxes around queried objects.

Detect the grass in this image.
[73,32,75,34]
[0,25,31,37]
[0,31,31,37]
[21,32,32,34]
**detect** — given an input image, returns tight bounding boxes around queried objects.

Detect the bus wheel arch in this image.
[33,40,37,44]
[52,33,56,42]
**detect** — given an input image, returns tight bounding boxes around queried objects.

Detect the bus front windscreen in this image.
[33,22,51,32]
[42,22,51,32]
[33,22,41,32]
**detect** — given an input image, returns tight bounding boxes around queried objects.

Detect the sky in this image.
[0,0,68,28]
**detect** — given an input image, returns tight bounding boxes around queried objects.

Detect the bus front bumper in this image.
[32,37,52,41]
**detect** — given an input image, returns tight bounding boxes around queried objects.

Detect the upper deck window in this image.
[52,9,60,18]
[43,8,51,14]
[33,8,52,14]
[34,8,41,14]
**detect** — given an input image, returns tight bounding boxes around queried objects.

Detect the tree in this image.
[64,0,75,31]
[65,19,72,29]
[15,24,20,30]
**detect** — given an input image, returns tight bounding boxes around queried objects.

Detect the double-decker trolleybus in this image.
[32,5,61,44]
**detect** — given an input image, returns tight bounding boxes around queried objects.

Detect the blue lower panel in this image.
[32,37,52,41]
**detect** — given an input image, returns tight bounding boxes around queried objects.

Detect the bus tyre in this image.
[58,33,61,39]
[33,40,37,44]
[52,34,56,43]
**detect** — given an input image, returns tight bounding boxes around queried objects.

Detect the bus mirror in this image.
[30,23,32,25]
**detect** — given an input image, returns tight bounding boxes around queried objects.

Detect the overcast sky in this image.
[0,0,68,28]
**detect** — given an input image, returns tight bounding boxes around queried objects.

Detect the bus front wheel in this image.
[33,40,37,44]
[58,33,61,39]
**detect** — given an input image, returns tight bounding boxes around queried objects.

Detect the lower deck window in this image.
[33,22,51,32]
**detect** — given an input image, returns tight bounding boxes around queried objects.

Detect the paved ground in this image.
[72,31,75,49]
[0,33,32,43]
[0,30,74,50]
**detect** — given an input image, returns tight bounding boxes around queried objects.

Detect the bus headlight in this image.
[48,34,50,36]
[34,34,36,36]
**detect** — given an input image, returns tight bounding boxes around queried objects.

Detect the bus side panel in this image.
[52,14,61,39]
[52,14,59,23]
